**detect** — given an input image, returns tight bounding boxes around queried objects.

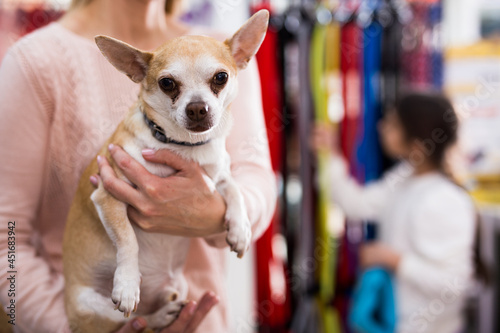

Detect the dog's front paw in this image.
[111,267,141,317]
[225,211,252,258]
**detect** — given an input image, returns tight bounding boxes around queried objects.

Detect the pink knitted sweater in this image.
[0,22,275,332]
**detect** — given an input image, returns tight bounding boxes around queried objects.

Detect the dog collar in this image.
[143,113,211,147]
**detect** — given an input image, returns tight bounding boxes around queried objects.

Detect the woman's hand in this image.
[114,292,219,333]
[310,122,340,155]
[360,242,401,271]
[92,144,226,237]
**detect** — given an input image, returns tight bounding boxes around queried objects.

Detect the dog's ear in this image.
[95,35,153,83]
[226,9,269,70]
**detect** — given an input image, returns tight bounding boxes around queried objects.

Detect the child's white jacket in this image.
[324,156,475,333]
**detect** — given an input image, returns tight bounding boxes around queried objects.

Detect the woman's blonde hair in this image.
[70,0,177,13]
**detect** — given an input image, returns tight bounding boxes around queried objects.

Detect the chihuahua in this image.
[63,10,269,333]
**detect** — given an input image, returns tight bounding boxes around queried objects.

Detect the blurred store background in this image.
[1,0,500,332]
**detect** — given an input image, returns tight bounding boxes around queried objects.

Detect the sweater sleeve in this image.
[204,59,276,248]
[323,155,410,221]
[0,49,70,332]
[396,190,475,298]
[225,59,276,240]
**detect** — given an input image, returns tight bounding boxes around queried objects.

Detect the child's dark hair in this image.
[395,91,491,285]
[395,92,458,169]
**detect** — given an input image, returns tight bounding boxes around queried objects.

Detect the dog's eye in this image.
[213,72,228,85]
[159,78,176,91]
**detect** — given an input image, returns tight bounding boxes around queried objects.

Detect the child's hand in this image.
[360,242,401,271]
[310,122,340,156]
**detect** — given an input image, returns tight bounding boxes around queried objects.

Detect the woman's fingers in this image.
[183,292,219,332]
[142,148,197,173]
[114,317,147,333]
[90,174,101,187]
[108,144,153,188]
[162,301,197,333]
[97,155,142,205]
[160,292,219,333]
[112,295,217,333]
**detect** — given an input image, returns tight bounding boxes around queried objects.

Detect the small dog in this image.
[63,10,269,332]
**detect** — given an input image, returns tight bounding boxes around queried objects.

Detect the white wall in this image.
[209,0,250,33]
[443,0,500,47]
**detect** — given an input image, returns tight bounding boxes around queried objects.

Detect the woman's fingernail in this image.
[142,148,155,156]
[208,295,219,306]
[90,175,98,186]
[97,155,102,164]
[132,318,146,330]
[108,143,115,151]
[188,303,196,315]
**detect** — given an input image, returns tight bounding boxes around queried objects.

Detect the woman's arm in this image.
[0,49,69,332]
[220,59,276,239]
[396,191,475,297]
[201,59,276,248]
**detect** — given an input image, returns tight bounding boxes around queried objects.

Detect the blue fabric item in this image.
[348,267,397,333]
[358,20,383,185]
[429,3,443,89]
[358,21,384,242]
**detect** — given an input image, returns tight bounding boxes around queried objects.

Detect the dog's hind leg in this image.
[91,186,141,318]
[67,286,129,333]
[141,300,187,330]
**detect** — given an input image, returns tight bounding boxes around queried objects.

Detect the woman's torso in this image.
[11,21,228,332]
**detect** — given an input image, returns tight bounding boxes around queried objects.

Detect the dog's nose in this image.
[185,102,209,121]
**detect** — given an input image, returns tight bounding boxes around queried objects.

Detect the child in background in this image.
[311,92,482,333]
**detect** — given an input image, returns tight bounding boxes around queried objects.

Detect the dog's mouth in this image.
[188,125,211,133]
[186,121,213,133]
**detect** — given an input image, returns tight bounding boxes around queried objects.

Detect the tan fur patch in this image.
[145,36,238,90]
